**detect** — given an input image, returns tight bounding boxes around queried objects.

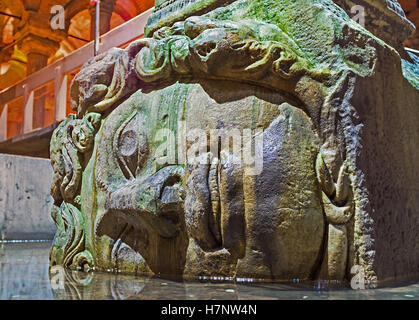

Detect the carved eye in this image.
[115,113,148,179]
[119,130,138,158]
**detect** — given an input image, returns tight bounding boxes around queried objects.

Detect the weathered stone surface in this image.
[49,0,419,282]
[0,153,55,240]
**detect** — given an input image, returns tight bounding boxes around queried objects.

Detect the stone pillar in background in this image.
[25,52,48,76]
[19,36,60,129]
[15,7,66,129]
[0,47,26,91]
[89,0,116,40]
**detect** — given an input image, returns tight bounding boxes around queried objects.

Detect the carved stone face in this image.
[49,0,419,284]
[85,79,325,279]
[50,0,383,280]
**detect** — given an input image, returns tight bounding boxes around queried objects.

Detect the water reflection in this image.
[50,267,246,300]
[1,242,419,300]
[48,267,419,300]
[0,241,53,299]
[50,267,148,300]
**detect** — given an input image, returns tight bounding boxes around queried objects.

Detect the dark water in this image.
[0,242,418,300]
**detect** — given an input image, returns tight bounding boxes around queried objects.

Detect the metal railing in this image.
[0,7,153,142]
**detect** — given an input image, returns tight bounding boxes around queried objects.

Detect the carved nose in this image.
[161,184,184,206]
[158,173,185,225]
[101,166,185,238]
